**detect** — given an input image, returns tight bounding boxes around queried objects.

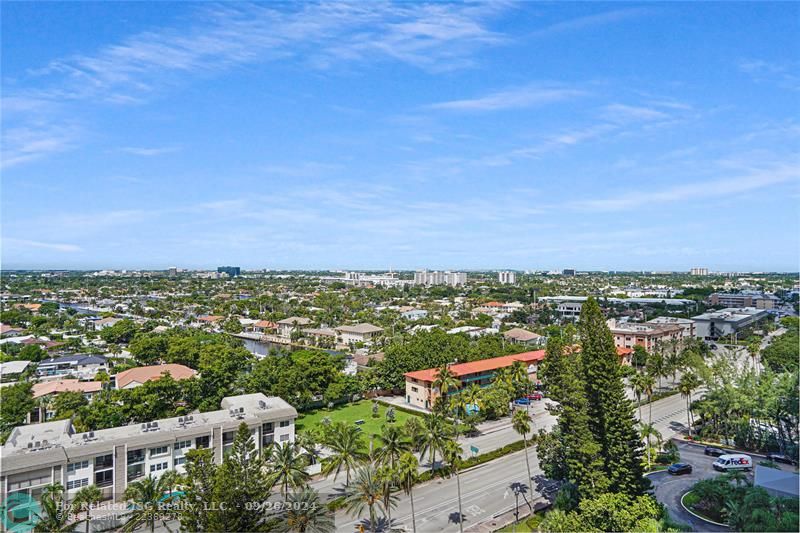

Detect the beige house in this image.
[276,317,312,338]
[335,323,384,346]
[502,328,546,347]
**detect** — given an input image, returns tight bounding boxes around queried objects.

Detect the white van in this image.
[712,454,753,472]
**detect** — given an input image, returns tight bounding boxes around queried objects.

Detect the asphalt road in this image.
[327,392,694,532]
[649,440,797,532]
[333,447,550,533]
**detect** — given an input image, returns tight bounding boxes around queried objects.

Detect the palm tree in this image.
[277,487,334,533]
[747,339,761,374]
[122,475,173,533]
[295,431,322,465]
[642,372,656,435]
[432,365,461,416]
[678,372,701,437]
[404,417,424,451]
[509,360,529,397]
[460,383,483,415]
[444,440,464,533]
[268,441,310,496]
[397,452,419,533]
[511,409,533,510]
[376,465,399,523]
[322,423,367,484]
[639,423,662,470]
[72,484,103,533]
[34,483,79,533]
[630,372,648,422]
[723,469,750,488]
[375,424,410,469]
[418,414,449,473]
[343,464,387,533]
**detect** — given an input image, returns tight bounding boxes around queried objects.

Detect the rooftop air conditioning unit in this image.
[141,423,148,432]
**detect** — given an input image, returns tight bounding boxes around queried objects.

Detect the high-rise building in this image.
[690,267,709,276]
[217,266,241,277]
[498,271,516,284]
[414,270,467,286]
[562,269,576,276]
[167,267,177,277]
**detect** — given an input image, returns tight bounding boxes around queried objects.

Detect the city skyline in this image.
[3,2,799,271]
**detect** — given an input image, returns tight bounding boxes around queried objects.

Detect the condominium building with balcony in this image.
[0,393,296,503]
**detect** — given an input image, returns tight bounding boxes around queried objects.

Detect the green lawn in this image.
[295,400,420,441]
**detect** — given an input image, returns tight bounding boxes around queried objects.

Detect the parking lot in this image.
[648,440,796,531]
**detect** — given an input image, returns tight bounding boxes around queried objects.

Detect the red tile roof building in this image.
[404,346,633,411]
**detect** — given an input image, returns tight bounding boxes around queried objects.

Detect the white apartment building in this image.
[0,394,296,504]
[414,270,467,286]
[498,271,516,284]
[690,267,709,276]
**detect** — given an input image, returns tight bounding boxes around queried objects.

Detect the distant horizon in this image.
[3,2,799,271]
[2,265,798,275]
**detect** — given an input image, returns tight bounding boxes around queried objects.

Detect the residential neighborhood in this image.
[2,1,798,532]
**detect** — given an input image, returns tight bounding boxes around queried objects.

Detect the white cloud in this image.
[119,146,181,157]
[4,238,82,253]
[1,124,79,169]
[529,8,653,38]
[428,84,586,111]
[739,59,800,91]
[568,163,800,212]
[601,103,670,123]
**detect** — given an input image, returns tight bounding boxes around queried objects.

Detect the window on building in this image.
[174,457,187,466]
[127,449,145,464]
[222,431,235,445]
[279,420,290,428]
[149,462,169,473]
[66,478,89,490]
[262,422,274,434]
[280,434,289,442]
[411,386,418,393]
[94,454,113,471]
[149,446,169,457]
[95,470,113,487]
[67,460,89,473]
[174,440,191,451]
[127,464,144,482]
[195,435,210,449]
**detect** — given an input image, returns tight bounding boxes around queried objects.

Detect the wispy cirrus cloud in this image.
[739,59,800,91]
[427,84,587,111]
[119,146,181,157]
[3,238,83,253]
[567,163,800,212]
[26,2,511,104]
[529,7,653,38]
[1,123,79,169]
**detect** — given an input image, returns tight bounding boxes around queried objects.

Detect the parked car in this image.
[704,446,728,457]
[526,392,543,401]
[712,454,752,472]
[514,397,531,405]
[668,463,693,475]
[766,453,798,466]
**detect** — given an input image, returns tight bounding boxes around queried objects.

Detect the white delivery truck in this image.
[712,454,753,472]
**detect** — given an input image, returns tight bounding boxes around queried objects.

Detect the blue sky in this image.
[2,2,799,272]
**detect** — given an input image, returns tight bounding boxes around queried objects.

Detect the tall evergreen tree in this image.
[577,297,645,497]
[209,423,271,532]
[537,337,606,500]
[180,448,217,532]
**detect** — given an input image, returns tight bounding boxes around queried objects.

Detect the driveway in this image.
[650,440,797,532]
